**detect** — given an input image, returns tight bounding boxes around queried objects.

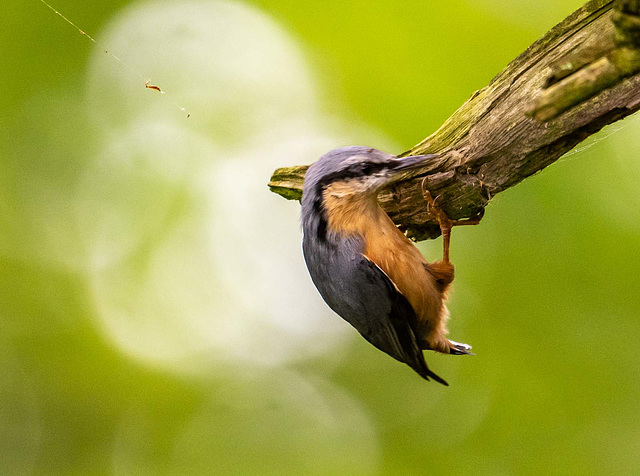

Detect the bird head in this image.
[300,146,438,239]
[302,146,437,199]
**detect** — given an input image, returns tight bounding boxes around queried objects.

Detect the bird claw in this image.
[421,180,452,230]
[448,340,475,356]
[421,177,485,229]
[426,193,444,214]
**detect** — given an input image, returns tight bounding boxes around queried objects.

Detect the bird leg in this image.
[421,179,483,356]
[420,182,484,264]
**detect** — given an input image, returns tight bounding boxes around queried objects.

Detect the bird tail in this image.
[399,321,449,385]
[408,346,449,386]
[383,307,450,385]
[418,362,449,386]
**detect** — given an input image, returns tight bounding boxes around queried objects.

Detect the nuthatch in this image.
[301,146,482,385]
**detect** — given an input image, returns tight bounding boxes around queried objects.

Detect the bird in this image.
[301,146,482,385]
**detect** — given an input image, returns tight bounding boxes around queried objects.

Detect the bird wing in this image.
[352,256,448,385]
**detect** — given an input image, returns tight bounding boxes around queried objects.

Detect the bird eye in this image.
[360,163,373,175]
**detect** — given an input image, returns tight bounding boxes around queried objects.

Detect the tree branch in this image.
[268,0,640,240]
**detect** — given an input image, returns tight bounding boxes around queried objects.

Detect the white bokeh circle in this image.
[82,0,395,373]
[85,0,318,146]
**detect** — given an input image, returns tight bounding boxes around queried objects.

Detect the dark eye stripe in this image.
[316,162,388,190]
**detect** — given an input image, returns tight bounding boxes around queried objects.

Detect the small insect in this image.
[39,0,190,116]
[144,80,162,93]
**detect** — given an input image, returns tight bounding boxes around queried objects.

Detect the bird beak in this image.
[381,154,439,186]
[391,154,439,171]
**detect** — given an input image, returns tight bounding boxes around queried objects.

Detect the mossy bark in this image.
[268,0,640,240]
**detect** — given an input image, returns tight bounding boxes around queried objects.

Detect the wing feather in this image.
[354,256,448,385]
[302,236,447,384]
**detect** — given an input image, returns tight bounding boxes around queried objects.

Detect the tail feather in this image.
[422,366,449,386]
[407,347,449,386]
[400,318,449,386]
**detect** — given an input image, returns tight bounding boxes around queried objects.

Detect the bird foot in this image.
[421,178,484,263]
[421,185,453,232]
[448,339,474,356]
[420,179,485,230]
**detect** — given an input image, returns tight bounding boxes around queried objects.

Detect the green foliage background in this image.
[3,0,640,474]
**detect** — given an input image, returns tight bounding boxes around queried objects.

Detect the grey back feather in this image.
[300,146,447,384]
